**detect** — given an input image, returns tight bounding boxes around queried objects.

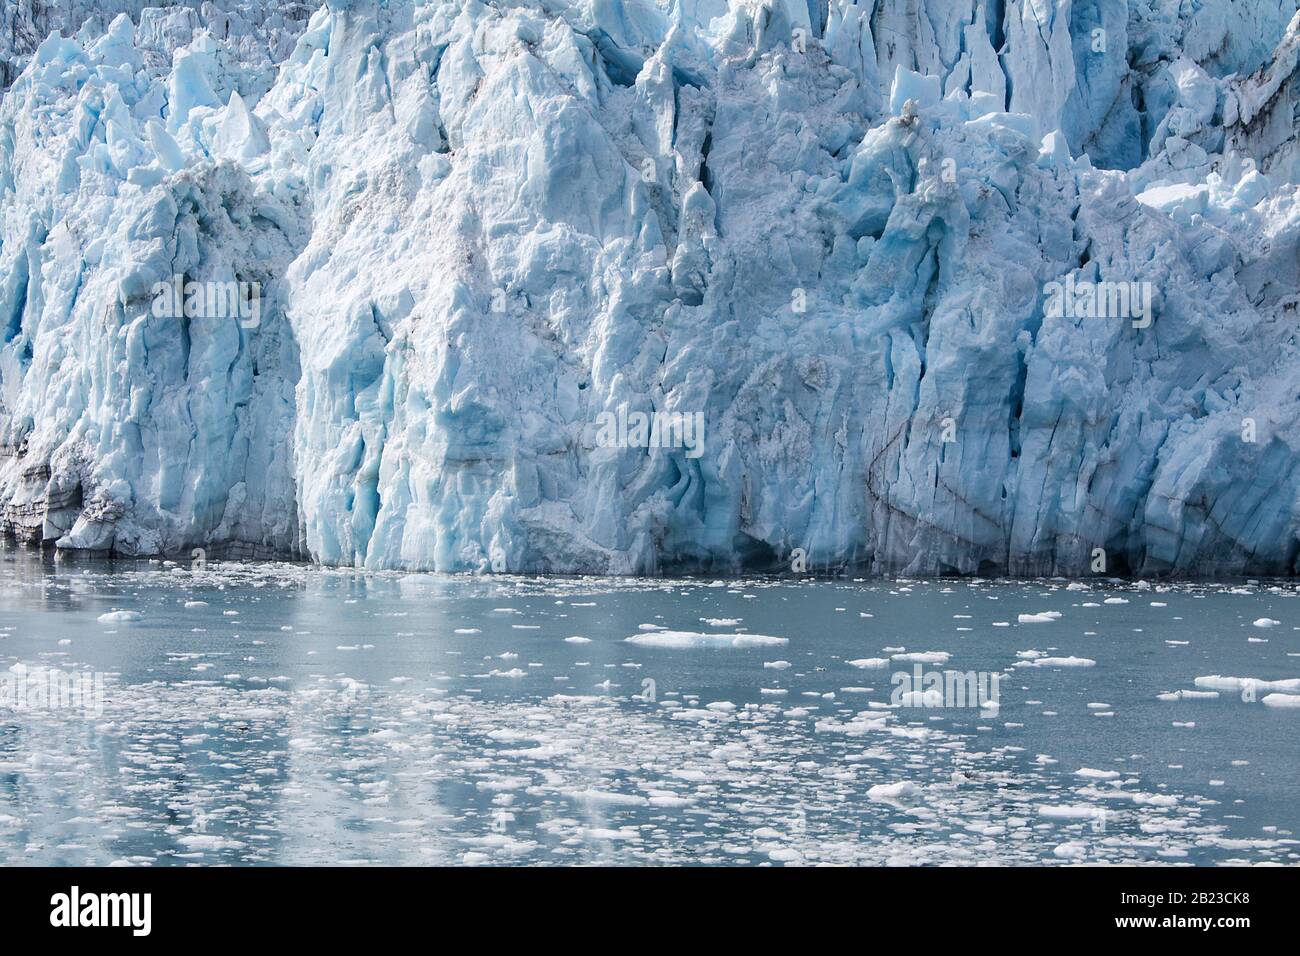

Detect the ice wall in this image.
[0,12,308,558]
[1,0,1298,575]
[0,1,316,95]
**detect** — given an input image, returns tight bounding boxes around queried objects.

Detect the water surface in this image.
[1,546,1297,865]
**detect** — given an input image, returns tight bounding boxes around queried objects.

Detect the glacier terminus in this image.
[0,0,1298,577]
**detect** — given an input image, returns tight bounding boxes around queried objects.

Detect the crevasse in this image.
[0,0,1298,576]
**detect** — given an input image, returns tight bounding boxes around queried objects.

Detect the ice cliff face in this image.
[1,0,1298,576]
[0,1,314,92]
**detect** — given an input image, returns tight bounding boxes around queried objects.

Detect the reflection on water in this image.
[1,545,1297,865]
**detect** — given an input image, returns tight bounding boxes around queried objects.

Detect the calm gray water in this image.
[1,545,1297,865]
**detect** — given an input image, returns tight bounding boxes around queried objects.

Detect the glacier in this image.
[0,0,1298,576]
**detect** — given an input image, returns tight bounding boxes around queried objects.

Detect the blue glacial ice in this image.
[0,0,1298,575]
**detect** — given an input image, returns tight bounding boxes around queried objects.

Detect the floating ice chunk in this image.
[1052,842,1087,859]
[897,689,944,707]
[1017,657,1096,668]
[763,660,791,669]
[565,789,649,807]
[671,708,719,721]
[1253,618,1280,628]
[1132,793,1178,808]
[1194,675,1300,694]
[891,651,951,664]
[867,781,919,801]
[648,796,693,809]
[1262,693,1300,709]
[563,636,591,644]
[1156,690,1219,701]
[847,658,889,669]
[1038,805,1103,820]
[177,834,243,851]
[624,631,787,649]
[1075,768,1120,780]
[1018,612,1061,623]
[98,610,142,623]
